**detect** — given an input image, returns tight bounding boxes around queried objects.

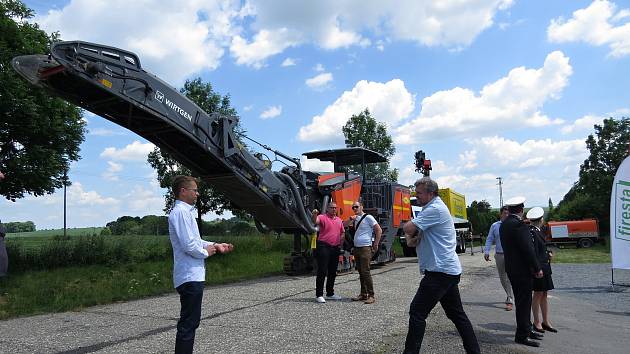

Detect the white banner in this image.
[611,155,630,270]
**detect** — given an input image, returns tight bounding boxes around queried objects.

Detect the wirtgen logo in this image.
[155,90,164,103]
[615,180,630,241]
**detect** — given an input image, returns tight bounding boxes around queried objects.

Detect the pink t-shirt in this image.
[317,214,344,246]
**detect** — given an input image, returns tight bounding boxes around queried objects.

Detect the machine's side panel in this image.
[329,178,361,220]
[392,186,411,228]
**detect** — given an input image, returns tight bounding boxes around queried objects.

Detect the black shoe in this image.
[533,326,545,333]
[529,331,544,340]
[542,323,558,333]
[516,338,540,347]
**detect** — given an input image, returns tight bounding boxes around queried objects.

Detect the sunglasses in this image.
[351,205,359,209]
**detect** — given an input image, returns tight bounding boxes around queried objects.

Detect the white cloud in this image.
[89,128,126,136]
[298,79,415,143]
[300,155,335,172]
[463,136,586,170]
[34,1,514,77]
[243,105,254,112]
[233,0,513,65]
[548,0,630,58]
[314,63,325,72]
[395,51,572,143]
[561,114,605,134]
[35,0,243,84]
[124,185,164,212]
[305,72,333,89]
[260,105,282,119]
[100,141,155,161]
[281,57,296,66]
[230,28,302,68]
[68,182,119,207]
[102,161,123,181]
[393,136,587,209]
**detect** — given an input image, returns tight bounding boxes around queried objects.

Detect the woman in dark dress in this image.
[526,207,558,334]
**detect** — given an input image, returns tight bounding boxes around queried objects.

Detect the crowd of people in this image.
[163,174,561,353]
[2,171,557,353]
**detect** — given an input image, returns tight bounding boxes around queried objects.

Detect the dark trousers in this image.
[315,241,339,297]
[403,272,480,354]
[507,274,533,340]
[353,246,374,297]
[175,281,205,354]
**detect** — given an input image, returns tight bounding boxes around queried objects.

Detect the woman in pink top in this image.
[312,201,345,303]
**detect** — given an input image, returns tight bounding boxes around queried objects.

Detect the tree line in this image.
[103,215,261,236]
[2,221,35,233]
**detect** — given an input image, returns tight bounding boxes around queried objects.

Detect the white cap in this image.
[526,206,544,220]
[505,196,526,207]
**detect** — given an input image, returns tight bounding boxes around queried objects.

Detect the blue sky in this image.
[3,0,630,229]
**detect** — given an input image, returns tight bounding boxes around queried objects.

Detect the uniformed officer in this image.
[527,206,557,334]
[500,197,543,347]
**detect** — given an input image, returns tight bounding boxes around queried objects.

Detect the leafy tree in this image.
[342,108,398,181]
[139,215,168,235]
[476,200,491,213]
[147,78,243,227]
[3,220,35,232]
[0,0,86,201]
[467,201,498,236]
[106,216,141,235]
[553,117,629,233]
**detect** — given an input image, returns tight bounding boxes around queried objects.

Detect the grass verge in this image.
[0,234,291,319]
[549,243,610,263]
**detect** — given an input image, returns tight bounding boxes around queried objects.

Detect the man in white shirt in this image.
[169,175,233,354]
[347,201,382,304]
[484,206,514,311]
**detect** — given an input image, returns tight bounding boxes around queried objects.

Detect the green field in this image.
[0,232,293,319]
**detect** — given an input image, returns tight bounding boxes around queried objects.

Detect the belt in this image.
[495,252,504,254]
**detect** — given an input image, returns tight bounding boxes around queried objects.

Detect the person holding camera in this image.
[347,201,381,304]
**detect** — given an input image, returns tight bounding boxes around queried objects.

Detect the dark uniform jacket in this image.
[530,225,552,275]
[500,214,541,277]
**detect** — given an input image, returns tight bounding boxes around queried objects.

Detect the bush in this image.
[6,236,172,272]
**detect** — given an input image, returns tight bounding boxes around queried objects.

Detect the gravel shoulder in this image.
[0,254,629,353]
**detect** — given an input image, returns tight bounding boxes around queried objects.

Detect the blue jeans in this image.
[404,271,480,354]
[175,281,204,353]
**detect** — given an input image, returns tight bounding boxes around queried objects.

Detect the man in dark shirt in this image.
[500,197,543,347]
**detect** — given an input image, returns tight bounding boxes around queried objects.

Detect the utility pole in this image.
[496,177,503,207]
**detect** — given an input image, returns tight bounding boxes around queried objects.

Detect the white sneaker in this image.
[315,296,326,303]
[326,294,342,300]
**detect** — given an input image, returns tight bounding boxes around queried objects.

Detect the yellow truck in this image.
[400,188,471,256]
[438,188,467,220]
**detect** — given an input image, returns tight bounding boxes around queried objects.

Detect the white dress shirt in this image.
[168,200,213,288]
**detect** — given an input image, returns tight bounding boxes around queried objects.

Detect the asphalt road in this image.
[1,253,629,353]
